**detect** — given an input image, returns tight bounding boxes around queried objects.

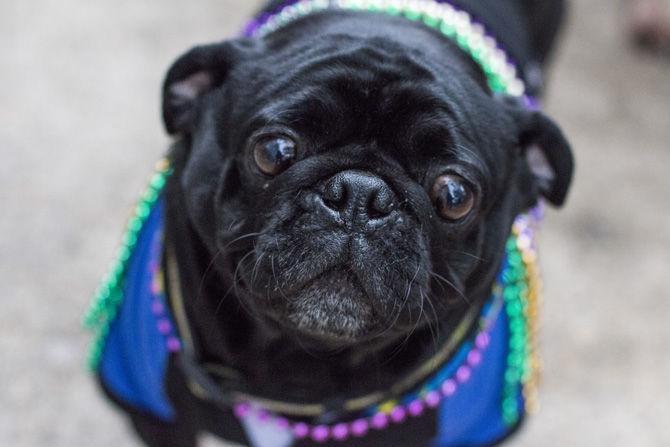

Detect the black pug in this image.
[92,0,573,446]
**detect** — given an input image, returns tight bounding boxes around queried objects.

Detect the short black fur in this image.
[107,1,574,446]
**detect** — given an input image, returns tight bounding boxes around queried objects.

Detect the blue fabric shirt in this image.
[97,199,524,446]
[99,199,176,421]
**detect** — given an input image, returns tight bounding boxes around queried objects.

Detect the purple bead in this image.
[408,400,425,417]
[391,405,407,424]
[523,95,541,110]
[390,406,407,423]
[424,390,441,408]
[233,403,250,419]
[517,233,532,250]
[157,319,172,335]
[475,332,490,349]
[256,409,270,422]
[151,300,164,315]
[166,337,181,352]
[275,417,290,429]
[467,349,482,366]
[331,423,350,440]
[441,379,457,397]
[150,281,161,295]
[351,419,369,437]
[311,425,330,443]
[243,22,259,37]
[456,366,472,383]
[293,422,310,439]
[370,413,389,430]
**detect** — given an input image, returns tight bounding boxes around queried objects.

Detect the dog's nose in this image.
[319,170,397,223]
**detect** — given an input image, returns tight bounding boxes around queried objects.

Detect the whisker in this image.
[452,250,488,263]
[195,248,223,304]
[229,249,265,323]
[429,270,470,306]
[222,231,265,252]
[381,263,422,364]
[422,289,441,352]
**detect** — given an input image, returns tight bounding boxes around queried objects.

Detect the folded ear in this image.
[502,98,574,207]
[162,40,251,135]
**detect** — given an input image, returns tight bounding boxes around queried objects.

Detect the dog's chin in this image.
[273,270,380,347]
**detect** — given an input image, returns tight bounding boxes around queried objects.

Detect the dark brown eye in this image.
[253,135,297,176]
[431,174,476,221]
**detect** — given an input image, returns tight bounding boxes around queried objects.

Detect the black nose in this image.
[319,170,397,224]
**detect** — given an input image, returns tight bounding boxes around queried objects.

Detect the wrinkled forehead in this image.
[223,29,515,170]
[236,45,475,128]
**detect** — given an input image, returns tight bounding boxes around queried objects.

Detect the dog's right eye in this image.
[431,174,476,221]
[252,136,297,176]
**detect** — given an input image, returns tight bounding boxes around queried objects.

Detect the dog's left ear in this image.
[501,97,574,207]
[162,39,254,135]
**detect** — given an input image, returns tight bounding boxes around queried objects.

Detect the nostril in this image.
[368,187,395,219]
[322,176,347,211]
[317,171,398,223]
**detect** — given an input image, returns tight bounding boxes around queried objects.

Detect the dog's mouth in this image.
[241,266,384,344]
[281,268,379,342]
[228,195,435,346]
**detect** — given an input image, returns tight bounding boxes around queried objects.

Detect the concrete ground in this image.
[1,0,669,446]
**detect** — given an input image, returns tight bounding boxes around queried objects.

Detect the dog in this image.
[86,0,573,446]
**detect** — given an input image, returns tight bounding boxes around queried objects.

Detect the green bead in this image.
[111,263,125,280]
[422,15,440,28]
[440,22,456,37]
[135,203,150,219]
[509,301,524,316]
[503,411,519,426]
[143,188,158,204]
[118,246,131,262]
[502,397,518,414]
[489,79,505,93]
[508,252,522,266]
[128,217,143,233]
[505,369,519,383]
[403,9,421,21]
[122,232,138,248]
[151,176,167,193]
[508,352,524,367]
[456,33,469,49]
[96,285,110,300]
[510,336,526,352]
[502,270,516,284]
[510,319,526,334]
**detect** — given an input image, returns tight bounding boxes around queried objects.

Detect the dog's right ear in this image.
[162,40,251,135]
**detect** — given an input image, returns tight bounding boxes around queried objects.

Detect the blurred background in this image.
[1,0,669,446]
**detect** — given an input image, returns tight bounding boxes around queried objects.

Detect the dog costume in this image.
[85,1,550,445]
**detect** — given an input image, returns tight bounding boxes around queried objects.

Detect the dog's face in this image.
[162,15,572,348]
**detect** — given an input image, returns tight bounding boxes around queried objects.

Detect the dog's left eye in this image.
[253,136,297,176]
[431,174,476,221]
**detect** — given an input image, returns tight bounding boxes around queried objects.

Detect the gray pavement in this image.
[1,1,669,446]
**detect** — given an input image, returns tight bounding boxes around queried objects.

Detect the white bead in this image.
[471,23,485,38]
[507,79,525,96]
[501,63,517,81]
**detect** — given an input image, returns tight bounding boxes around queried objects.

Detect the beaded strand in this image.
[148,228,183,354]
[83,159,172,370]
[231,209,542,443]
[246,0,526,97]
